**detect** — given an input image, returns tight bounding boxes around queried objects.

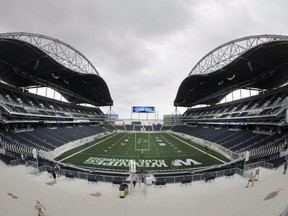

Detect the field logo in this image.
[137,138,147,143]
[84,157,201,168]
[172,159,202,167]
[84,157,168,168]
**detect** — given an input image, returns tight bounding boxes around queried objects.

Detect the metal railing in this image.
[5,158,274,184]
[38,165,128,183]
[244,161,274,171]
[10,158,23,166]
[29,161,273,184]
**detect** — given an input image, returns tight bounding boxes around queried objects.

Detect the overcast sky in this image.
[1,0,288,119]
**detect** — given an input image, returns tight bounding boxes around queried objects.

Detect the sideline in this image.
[168,133,227,163]
[58,133,118,162]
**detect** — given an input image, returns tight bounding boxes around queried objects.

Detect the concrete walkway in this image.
[0,161,287,216]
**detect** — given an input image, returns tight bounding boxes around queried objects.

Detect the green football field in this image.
[55,132,230,172]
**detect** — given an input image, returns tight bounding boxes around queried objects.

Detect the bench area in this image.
[87,176,98,184]
[112,180,123,186]
[226,171,235,178]
[181,179,192,186]
[155,181,166,187]
[204,173,216,182]
[65,173,75,180]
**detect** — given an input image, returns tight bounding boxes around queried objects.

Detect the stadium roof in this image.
[0,32,113,106]
[174,34,288,107]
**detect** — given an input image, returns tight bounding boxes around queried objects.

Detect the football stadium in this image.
[1,32,288,216]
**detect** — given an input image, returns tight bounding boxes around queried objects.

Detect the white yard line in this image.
[168,133,227,164]
[58,133,118,162]
[151,133,160,156]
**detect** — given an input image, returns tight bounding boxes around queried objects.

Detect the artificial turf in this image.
[56,132,230,172]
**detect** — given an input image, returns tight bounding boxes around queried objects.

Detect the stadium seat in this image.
[87,176,98,184]
[155,180,166,187]
[181,179,192,186]
[65,172,75,180]
[226,171,235,178]
[112,180,122,186]
[204,173,216,182]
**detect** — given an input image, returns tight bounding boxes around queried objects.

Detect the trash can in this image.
[123,184,129,196]
[119,184,127,198]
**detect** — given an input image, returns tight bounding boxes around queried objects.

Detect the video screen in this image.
[132,106,155,113]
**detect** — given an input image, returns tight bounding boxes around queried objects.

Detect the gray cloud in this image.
[1,0,288,119]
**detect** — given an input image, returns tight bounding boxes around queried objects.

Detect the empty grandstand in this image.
[174,34,288,167]
[0,32,113,160]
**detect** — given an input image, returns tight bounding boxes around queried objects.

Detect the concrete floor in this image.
[0,161,288,216]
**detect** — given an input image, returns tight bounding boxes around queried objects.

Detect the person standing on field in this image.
[283,161,288,174]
